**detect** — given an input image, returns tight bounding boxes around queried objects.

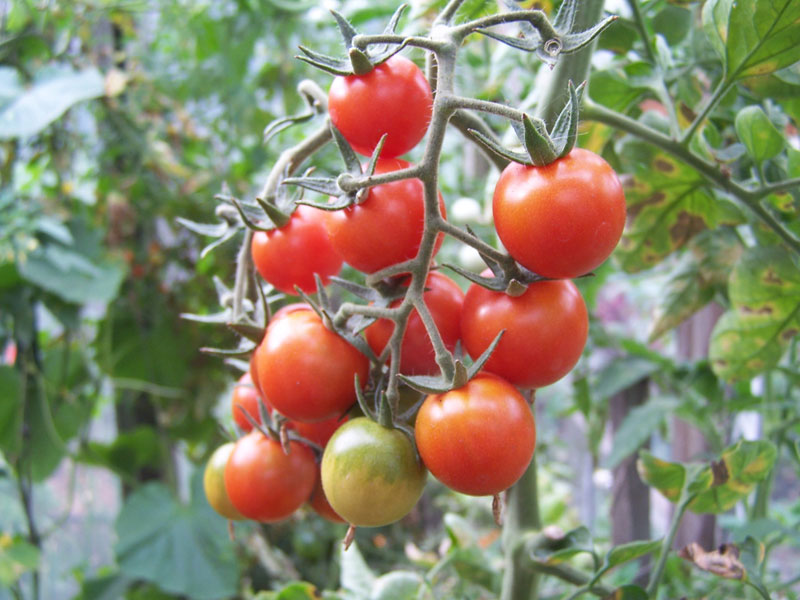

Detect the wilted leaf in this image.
[710,246,800,381]
[678,542,745,579]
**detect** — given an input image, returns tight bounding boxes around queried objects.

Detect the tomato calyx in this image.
[469,80,585,167]
[296,6,409,76]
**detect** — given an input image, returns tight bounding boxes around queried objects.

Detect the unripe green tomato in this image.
[321,418,426,527]
[203,443,244,520]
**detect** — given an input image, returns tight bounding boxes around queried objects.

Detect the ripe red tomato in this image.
[255,309,369,422]
[224,431,316,522]
[461,278,588,389]
[251,205,343,294]
[365,272,464,375]
[324,158,445,274]
[328,55,433,158]
[308,475,345,523]
[415,373,536,496]
[493,148,626,279]
[321,417,427,527]
[231,373,262,432]
[203,443,244,520]
[290,414,348,447]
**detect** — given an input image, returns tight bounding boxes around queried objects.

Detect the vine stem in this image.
[680,79,734,146]
[581,98,800,255]
[646,497,690,597]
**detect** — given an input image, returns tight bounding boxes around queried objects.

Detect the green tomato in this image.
[203,443,244,521]
[321,417,426,527]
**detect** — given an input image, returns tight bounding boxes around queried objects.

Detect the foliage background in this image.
[1,0,798,599]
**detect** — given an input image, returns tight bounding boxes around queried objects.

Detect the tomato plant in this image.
[365,271,464,375]
[224,431,317,522]
[321,417,426,527]
[328,54,433,158]
[415,373,536,496]
[255,308,369,422]
[203,443,244,520]
[324,158,445,274]
[231,373,261,432]
[251,205,343,294]
[493,148,626,279]
[461,278,588,389]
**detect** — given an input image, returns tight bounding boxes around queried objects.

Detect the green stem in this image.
[501,451,542,600]
[680,79,734,146]
[582,98,800,255]
[626,0,656,64]
[646,498,690,597]
[451,10,558,44]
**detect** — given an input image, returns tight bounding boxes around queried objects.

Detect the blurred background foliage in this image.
[0,0,798,599]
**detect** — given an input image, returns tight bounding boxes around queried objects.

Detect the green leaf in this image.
[531,526,594,565]
[115,477,239,600]
[604,398,677,470]
[340,541,375,597]
[0,366,22,457]
[76,572,132,600]
[689,440,778,514]
[603,585,648,600]
[616,141,722,272]
[727,0,800,80]
[710,246,800,381]
[0,536,40,586]
[702,0,735,62]
[257,582,322,600]
[734,106,784,163]
[650,229,743,341]
[637,451,685,502]
[589,63,655,112]
[0,66,105,140]
[603,539,662,572]
[593,356,660,400]
[370,571,424,600]
[81,427,163,480]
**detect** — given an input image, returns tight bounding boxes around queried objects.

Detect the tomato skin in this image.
[231,373,262,432]
[251,205,343,294]
[493,148,626,279]
[256,310,369,422]
[415,373,536,496]
[204,443,244,520]
[290,414,348,447]
[365,272,465,375]
[224,432,316,522]
[324,158,445,274]
[321,418,426,527]
[461,278,588,389]
[308,475,345,523]
[328,55,433,158]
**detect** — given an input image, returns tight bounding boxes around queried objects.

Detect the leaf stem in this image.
[646,497,690,597]
[680,78,733,146]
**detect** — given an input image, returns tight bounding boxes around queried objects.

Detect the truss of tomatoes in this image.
[205,51,625,531]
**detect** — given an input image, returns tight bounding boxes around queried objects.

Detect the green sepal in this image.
[226,322,266,343]
[377,391,394,428]
[514,115,558,166]
[284,177,343,200]
[230,198,275,232]
[331,122,363,173]
[561,16,617,53]
[331,9,358,48]
[349,48,374,76]
[444,262,507,291]
[262,100,319,144]
[199,341,257,358]
[179,310,233,325]
[296,46,353,77]
[398,330,505,394]
[552,80,584,158]
[176,216,240,258]
[329,276,386,303]
[466,127,533,165]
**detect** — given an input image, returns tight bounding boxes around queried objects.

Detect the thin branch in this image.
[680,79,734,146]
[450,10,558,45]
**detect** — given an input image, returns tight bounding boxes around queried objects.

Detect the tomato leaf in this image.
[709,246,800,382]
[734,105,784,164]
[637,451,685,502]
[603,398,677,470]
[530,526,594,565]
[601,539,662,573]
[0,536,40,586]
[603,585,648,600]
[115,476,239,600]
[0,366,22,457]
[339,541,375,597]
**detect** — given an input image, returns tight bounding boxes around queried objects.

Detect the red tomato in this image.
[290,414,348,447]
[493,148,626,279]
[365,272,464,375]
[324,158,445,274]
[251,205,342,294]
[224,431,317,522]
[308,475,345,523]
[415,373,536,496]
[231,373,262,432]
[461,278,588,389]
[255,309,369,422]
[328,55,433,158]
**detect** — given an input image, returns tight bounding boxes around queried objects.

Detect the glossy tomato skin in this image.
[365,272,465,375]
[308,475,345,523]
[321,418,426,527]
[324,158,445,274]
[224,432,316,522]
[256,309,369,422]
[328,55,433,158]
[231,373,262,432]
[251,205,342,294]
[461,278,588,389]
[493,148,626,279]
[203,443,244,520]
[291,414,348,447]
[415,373,536,496]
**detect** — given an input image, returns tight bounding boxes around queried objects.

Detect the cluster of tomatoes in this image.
[204,53,626,531]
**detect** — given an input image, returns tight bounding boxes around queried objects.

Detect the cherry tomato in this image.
[493,148,626,279]
[461,278,588,389]
[328,55,433,158]
[324,158,445,274]
[290,414,348,447]
[255,309,369,422]
[224,431,316,522]
[308,475,345,523]
[251,205,342,294]
[203,443,244,520]
[231,373,262,432]
[365,272,464,375]
[321,418,426,527]
[415,373,536,496]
